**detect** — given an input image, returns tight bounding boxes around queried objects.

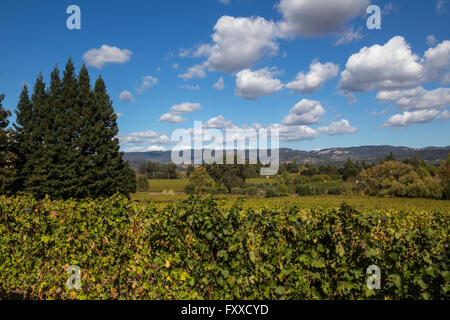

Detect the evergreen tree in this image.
[86,75,136,197]
[386,151,396,162]
[9,58,136,199]
[13,84,34,193]
[0,94,12,194]
[58,58,80,199]
[39,65,64,198]
[73,63,94,198]
[20,74,49,197]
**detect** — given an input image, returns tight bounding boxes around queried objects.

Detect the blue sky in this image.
[1,0,449,152]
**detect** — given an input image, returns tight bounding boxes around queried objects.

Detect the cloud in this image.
[208,16,278,72]
[178,63,207,80]
[437,110,450,121]
[119,130,170,146]
[213,77,225,90]
[172,63,179,69]
[170,102,202,114]
[235,67,283,99]
[116,112,124,118]
[286,61,339,94]
[270,123,320,142]
[377,86,450,111]
[423,40,450,84]
[119,90,135,103]
[339,36,425,93]
[204,115,235,129]
[318,119,358,135]
[158,102,201,123]
[277,0,369,37]
[124,145,166,152]
[82,45,132,69]
[383,110,440,127]
[282,99,325,125]
[181,16,279,74]
[218,0,230,4]
[437,0,448,12]
[426,35,438,47]
[135,75,158,94]
[339,37,450,95]
[370,108,390,116]
[179,84,200,90]
[334,27,364,46]
[382,3,397,15]
[158,113,188,123]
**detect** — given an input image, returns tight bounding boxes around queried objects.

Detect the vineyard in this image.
[0,194,448,300]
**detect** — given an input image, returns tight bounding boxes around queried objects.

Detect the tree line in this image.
[181,152,449,199]
[0,58,136,199]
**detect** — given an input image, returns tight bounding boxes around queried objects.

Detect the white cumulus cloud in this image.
[178,63,207,81]
[282,99,325,125]
[339,36,425,93]
[82,45,132,69]
[235,68,283,99]
[423,40,450,84]
[277,0,369,37]
[170,102,202,114]
[135,75,158,94]
[437,110,450,121]
[119,90,135,103]
[158,113,188,124]
[377,87,450,111]
[318,119,358,135]
[213,77,225,90]
[286,61,339,94]
[383,110,440,127]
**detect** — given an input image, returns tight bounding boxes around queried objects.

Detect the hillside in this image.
[123,145,450,170]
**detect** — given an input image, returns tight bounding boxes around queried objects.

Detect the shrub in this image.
[0,195,448,300]
[358,161,444,199]
[246,186,258,196]
[136,176,149,192]
[184,167,215,195]
[264,187,279,198]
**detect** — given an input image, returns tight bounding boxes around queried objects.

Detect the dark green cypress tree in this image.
[21,74,49,197]
[0,94,13,194]
[35,65,63,198]
[13,83,35,193]
[87,75,136,197]
[74,64,94,198]
[57,58,80,199]
[11,59,135,199]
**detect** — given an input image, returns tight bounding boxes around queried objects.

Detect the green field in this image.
[132,192,450,211]
[134,178,450,211]
[146,178,277,193]
[246,177,277,185]
[147,179,188,192]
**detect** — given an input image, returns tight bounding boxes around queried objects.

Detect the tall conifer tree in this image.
[9,58,136,199]
[88,75,136,197]
[22,73,49,197]
[0,94,12,194]
[13,84,34,192]
[58,58,79,199]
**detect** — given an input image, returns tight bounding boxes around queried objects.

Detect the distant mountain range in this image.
[123,146,450,170]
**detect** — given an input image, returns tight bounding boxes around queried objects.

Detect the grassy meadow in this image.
[132,178,450,212]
